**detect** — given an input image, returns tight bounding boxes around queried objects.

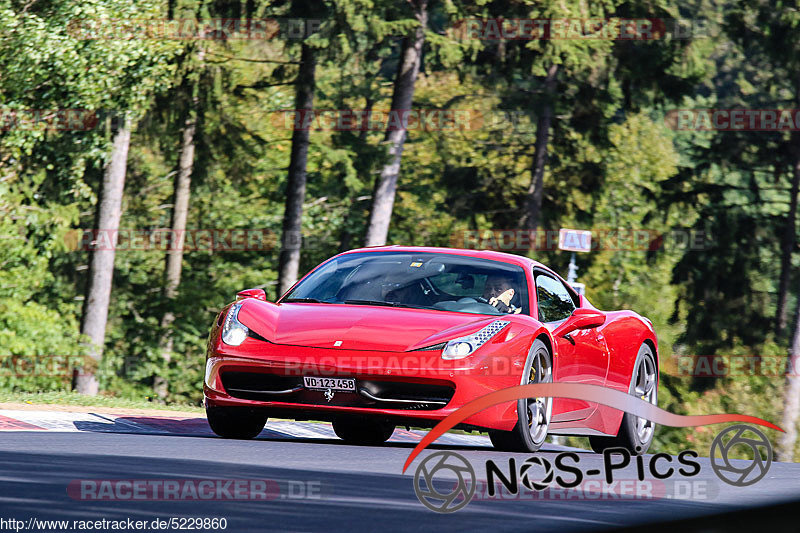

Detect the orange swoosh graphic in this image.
[402,383,782,473]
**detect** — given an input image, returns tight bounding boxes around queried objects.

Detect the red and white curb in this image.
[0,409,492,446]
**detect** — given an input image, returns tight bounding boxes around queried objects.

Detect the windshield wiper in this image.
[343,299,427,309]
[283,298,329,303]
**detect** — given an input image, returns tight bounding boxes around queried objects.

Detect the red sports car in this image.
[204,246,659,454]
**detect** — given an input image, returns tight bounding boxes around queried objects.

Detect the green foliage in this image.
[1,0,799,459]
[0,390,203,411]
[0,176,87,391]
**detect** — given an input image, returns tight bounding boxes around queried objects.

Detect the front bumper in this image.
[204,336,529,431]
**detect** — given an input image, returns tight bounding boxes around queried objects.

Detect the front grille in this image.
[220,371,303,400]
[358,380,454,405]
[219,370,454,410]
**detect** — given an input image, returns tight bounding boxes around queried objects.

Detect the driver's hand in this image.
[489,288,515,308]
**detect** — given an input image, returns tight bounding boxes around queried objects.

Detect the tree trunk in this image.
[153,110,197,400]
[777,301,800,461]
[776,131,800,337]
[521,63,559,232]
[777,91,800,460]
[75,118,131,395]
[363,0,428,247]
[277,43,317,297]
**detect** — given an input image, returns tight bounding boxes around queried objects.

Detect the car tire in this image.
[332,417,395,445]
[489,338,553,453]
[589,343,658,455]
[206,406,267,439]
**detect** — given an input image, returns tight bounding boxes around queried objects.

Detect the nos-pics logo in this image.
[413,451,476,513]
[412,424,773,513]
[709,425,772,487]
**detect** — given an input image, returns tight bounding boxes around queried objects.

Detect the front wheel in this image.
[206,405,267,439]
[489,339,553,452]
[589,343,658,455]
[332,417,395,445]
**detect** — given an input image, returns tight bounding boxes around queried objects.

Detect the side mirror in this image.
[236,288,267,301]
[553,308,606,338]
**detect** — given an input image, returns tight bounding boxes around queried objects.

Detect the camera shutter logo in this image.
[413,451,475,513]
[520,456,554,491]
[710,424,772,487]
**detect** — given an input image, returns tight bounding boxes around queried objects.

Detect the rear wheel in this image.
[206,406,267,439]
[489,339,553,452]
[589,343,658,455]
[332,417,395,445]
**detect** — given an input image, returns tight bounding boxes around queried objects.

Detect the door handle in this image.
[563,333,575,345]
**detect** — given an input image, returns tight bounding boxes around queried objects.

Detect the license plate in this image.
[303,376,356,392]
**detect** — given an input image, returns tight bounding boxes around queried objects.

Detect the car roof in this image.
[337,245,550,272]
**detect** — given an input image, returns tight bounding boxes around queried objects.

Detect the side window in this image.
[535,273,576,323]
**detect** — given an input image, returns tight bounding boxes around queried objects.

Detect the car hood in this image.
[236,300,499,352]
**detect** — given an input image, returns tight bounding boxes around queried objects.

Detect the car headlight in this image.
[441,320,510,360]
[221,302,248,346]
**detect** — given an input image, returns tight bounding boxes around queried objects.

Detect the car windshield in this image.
[283,251,530,316]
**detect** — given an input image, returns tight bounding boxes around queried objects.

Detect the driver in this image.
[482,274,522,314]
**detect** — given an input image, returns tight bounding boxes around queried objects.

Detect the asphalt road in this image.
[1,428,799,532]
